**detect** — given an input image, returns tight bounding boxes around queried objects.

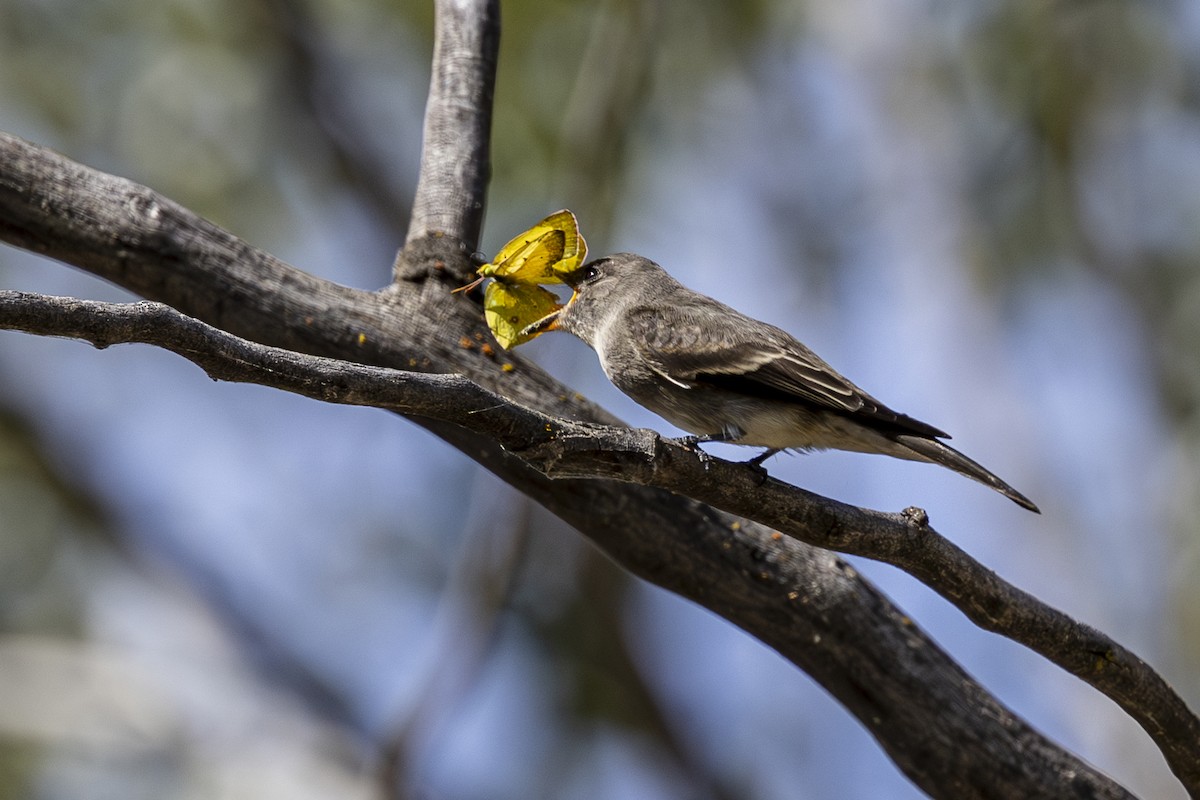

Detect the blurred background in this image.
[1,0,1198,797]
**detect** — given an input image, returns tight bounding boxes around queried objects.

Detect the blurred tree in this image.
[0,0,1198,798]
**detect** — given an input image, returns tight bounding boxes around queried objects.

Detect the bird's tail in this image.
[894,435,1040,513]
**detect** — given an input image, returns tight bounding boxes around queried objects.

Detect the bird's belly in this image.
[724,405,822,447]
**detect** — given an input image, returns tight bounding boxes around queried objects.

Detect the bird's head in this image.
[521,253,670,341]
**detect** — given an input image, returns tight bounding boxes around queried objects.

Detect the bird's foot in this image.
[743,448,780,468]
[671,435,715,470]
[740,448,778,486]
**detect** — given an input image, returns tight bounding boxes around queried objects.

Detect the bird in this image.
[523,253,1039,512]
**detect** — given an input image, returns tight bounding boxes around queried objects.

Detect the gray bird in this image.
[525,253,1039,512]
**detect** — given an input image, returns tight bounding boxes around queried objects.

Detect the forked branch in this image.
[0,287,1194,796]
[0,0,1196,793]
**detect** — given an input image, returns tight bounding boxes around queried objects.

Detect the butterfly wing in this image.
[543,209,587,277]
[483,281,565,349]
[477,210,587,285]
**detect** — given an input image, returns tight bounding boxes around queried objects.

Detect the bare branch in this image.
[0,289,546,435]
[400,0,498,266]
[3,0,1186,789]
[2,287,1196,797]
[0,112,1185,796]
[0,130,1159,796]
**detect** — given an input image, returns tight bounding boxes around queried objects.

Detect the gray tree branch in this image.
[400,0,498,261]
[0,129,1139,798]
[0,283,1195,797]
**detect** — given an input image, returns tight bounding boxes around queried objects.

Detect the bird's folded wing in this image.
[626,307,949,440]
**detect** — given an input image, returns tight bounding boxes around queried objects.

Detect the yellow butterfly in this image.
[484,281,565,350]
[480,209,586,284]
[455,210,587,349]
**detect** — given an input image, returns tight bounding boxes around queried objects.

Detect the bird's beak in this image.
[520,289,576,339]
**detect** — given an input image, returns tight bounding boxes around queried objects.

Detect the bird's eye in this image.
[580,261,606,283]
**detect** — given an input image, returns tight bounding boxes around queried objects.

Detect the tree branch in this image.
[0,125,1155,799]
[2,287,1196,797]
[0,0,1193,788]
[400,0,498,264]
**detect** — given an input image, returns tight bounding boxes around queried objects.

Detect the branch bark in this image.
[2,286,1196,795]
[0,1,1196,795]
[401,0,498,260]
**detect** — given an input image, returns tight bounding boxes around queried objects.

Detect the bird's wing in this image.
[624,305,950,440]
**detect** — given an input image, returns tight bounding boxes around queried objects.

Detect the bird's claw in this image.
[740,448,778,486]
[744,461,770,486]
[671,435,715,471]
